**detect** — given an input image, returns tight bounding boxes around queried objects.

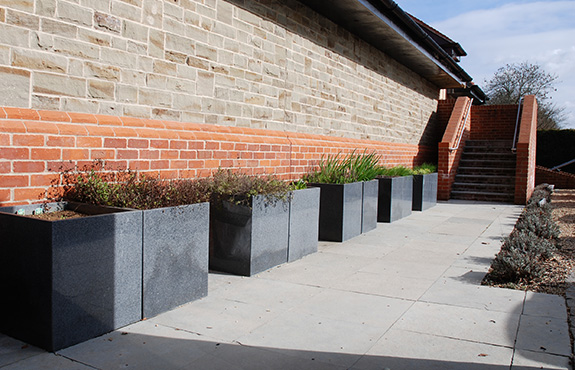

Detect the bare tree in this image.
[484,62,565,129]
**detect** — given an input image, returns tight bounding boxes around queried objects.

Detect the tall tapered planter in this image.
[309,182,363,242]
[377,176,413,223]
[142,203,209,318]
[288,187,320,262]
[412,173,438,211]
[0,202,142,351]
[209,195,289,276]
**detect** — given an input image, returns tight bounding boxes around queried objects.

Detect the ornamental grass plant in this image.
[303,150,381,184]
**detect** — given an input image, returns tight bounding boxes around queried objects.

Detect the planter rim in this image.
[0,201,140,221]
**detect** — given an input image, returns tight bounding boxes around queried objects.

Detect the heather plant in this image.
[483,184,560,286]
[56,162,210,210]
[206,169,291,207]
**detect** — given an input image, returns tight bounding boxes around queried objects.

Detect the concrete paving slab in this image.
[430,217,493,237]
[318,241,398,259]
[338,271,436,300]
[0,353,92,370]
[235,311,384,368]
[359,258,449,280]
[420,278,526,313]
[393,302,521,347]
[58,320,221,370]
[208,277,322,311]
[352,329,514,370]
[149,297,282,342]
[0,334,44,368]
[523,291,569,319]
[512,350,571,370]
[292,288,413,329]
[515,315,571,356]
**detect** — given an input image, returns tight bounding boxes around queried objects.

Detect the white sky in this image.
[397,0,575,129]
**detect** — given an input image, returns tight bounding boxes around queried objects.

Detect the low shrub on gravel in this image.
[483,184,560,285]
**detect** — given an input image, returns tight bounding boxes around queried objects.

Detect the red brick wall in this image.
[536,166,575,189]
[514,95,537,204]
[0,107,435,206]
[438,97,471,200]
[470,104,519,141]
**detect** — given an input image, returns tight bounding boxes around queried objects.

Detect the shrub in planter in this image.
[412,164,438,212]
[207,170,292,276]
[62,167,211,318]
[0,202,142,351]
[304,150,380,241]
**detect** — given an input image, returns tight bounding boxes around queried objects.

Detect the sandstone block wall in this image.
[0,0,440,144]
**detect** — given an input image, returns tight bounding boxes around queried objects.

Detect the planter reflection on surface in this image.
[377,176,413,223]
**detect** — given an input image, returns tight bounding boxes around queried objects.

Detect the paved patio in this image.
[0,200,572,369]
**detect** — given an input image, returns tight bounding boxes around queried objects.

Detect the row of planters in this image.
[0,154,437,351]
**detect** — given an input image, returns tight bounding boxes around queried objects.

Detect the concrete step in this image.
[465,140,513,148]
[454,174,515,185]
[459,159,516,168]
[451,190,514,203]
[461,152,516,161]
[452,182,515,193]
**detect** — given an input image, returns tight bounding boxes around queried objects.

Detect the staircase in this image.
[451,140,516,202]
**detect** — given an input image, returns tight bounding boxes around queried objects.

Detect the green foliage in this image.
[206,169,291,207]
[377,163,437,177]
[483,184,560,286]
[290,179,307,190]
[57,163,209,210]
[303,150,381,184]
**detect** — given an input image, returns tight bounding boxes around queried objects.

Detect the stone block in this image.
[362,179,378,233]
[33,72,86,97]
[309,182,363,242]
[123,20,149,43]
[85,61,120,81]
[210,195,290,276]
[0,23,30,47]
[142,203,209,318]
[94,11,122,33]
[139,87,171,107]
[11,48,67,73]
[53,37,100,60]
[0,202,142,351]
[377,176,413,223]
[0,66,30,106]
[88,79,115,100]
[6,8,39,30]
[412,173,437,211]
[57,1,92,26]
[2,0,33,12]
[288,187,320,262]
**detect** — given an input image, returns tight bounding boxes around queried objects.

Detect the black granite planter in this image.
[287,187,320,262]
[412,173,438,211]
[309,182,363,242]
[362,179,378,233]
[209,195,289,276]
[142,203,209,318]
[377,176,413,223]
[0,202,142,351]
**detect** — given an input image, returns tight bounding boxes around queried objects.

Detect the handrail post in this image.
[449,98,472,151]
[511,97,523,152]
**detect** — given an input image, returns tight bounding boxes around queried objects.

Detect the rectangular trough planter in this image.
[209,195,289,276]
[141,203,209,318]
[0,202,142,351]
[377,176,413,223]
[287,187,320,262]
[309,182,363,242]
[412,173,438,211]
[362,179,378,233]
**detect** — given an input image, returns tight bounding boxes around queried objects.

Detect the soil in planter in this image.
[28,210,88,221]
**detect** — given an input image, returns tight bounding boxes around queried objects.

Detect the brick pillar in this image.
[514,95,537,204]
[437,97,471,200]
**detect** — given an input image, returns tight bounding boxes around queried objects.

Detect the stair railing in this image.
[449,98,473,151]
[511,97,523,152]
[551,158,575,171]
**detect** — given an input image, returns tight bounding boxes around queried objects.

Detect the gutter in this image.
[373,0,473,84]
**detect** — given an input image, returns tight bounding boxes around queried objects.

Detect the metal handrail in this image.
[551,158,575,171]
[511,97,523,152]
[449,98,473,151]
